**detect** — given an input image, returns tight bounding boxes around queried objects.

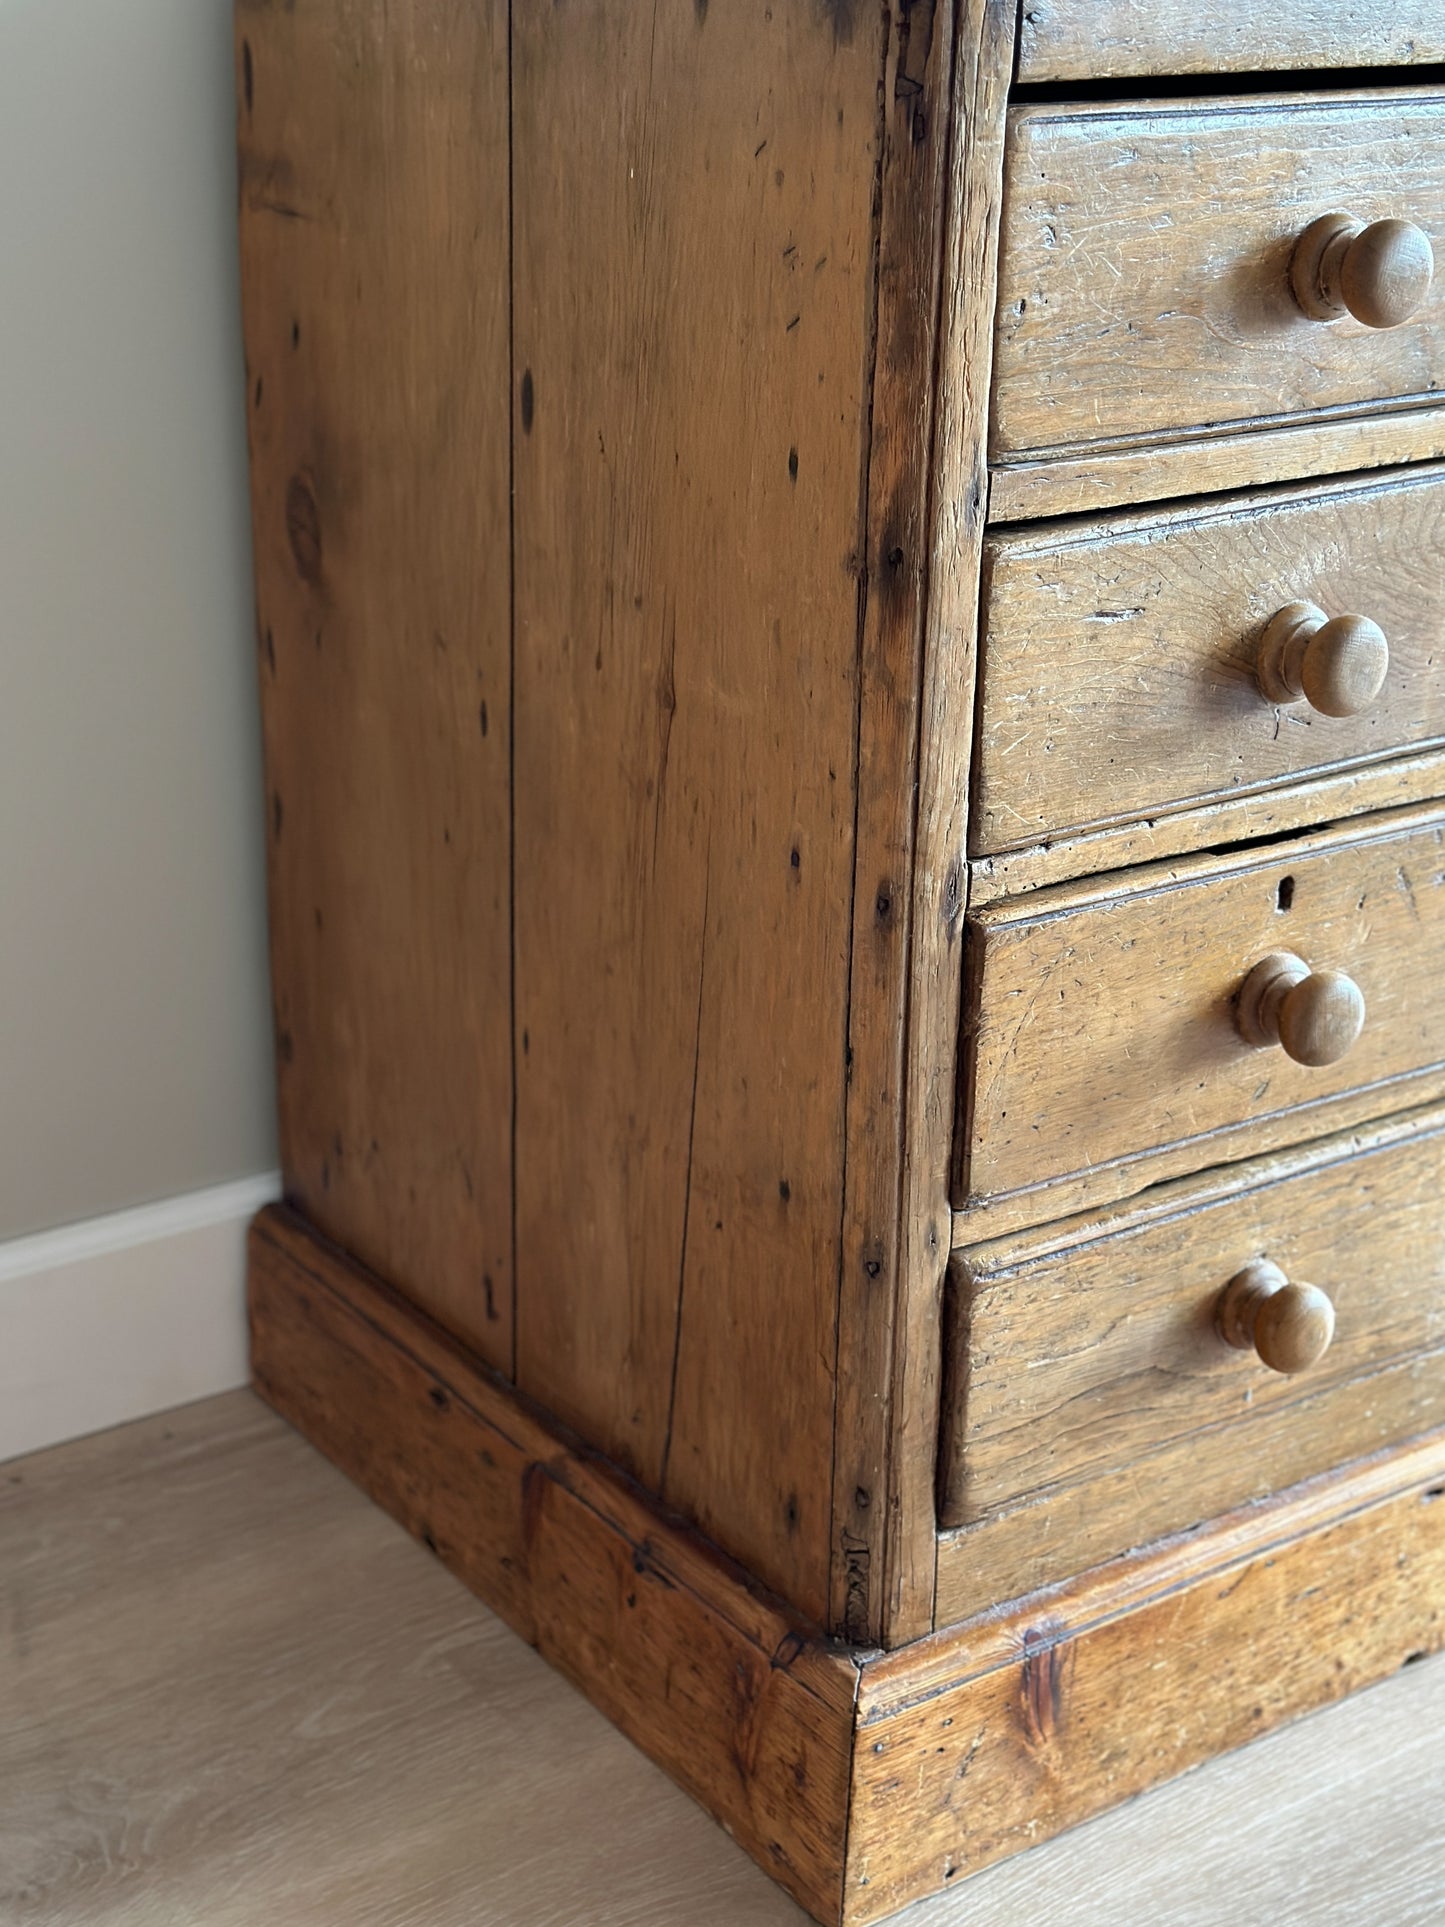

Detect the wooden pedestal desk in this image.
[235,6,1445,1919]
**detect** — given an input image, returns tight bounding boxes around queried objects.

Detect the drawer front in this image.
[960,803,1445,1208]
[940,1104,1445,1545]
[975,466,1445,855]
[992,92,1445,461]
[1018,5,1445,84]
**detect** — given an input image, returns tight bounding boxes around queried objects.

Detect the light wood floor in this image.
[3,1391,1442,1926]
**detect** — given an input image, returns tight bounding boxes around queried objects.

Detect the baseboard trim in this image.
[0,1170,281,1462]
[249,1203,1445,1925]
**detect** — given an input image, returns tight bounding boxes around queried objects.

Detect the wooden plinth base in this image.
[249,1206,1445,1925]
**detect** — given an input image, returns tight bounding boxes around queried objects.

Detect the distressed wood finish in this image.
[864,0,1019,1647]
[243,1206,1445,1927]
[992,91,1445,462]
[1016,3,1445,83]
[857,1435,1445,1923]
[248,1206,859,1925]
[237,8,1445,1911]
[988,398,1445,523]
[942,1105,1445,1546]
[235,0,514,1368]
[975,465,1445,855]
[509,2,883,1627]
[830,0,964,1650]
[970,745,1445,907]
[960,801,1445,1214]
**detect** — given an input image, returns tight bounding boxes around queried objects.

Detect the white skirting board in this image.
[0,1172,281,1463]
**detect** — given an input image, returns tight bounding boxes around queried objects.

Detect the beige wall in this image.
[0,0,276,1238]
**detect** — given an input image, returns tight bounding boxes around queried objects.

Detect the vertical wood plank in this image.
[510,0,885,1622]
[882,0,1018,1642]
[236,0,514,1370]
[830,0,959,1645]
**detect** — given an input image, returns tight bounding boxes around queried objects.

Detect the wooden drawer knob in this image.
[1290,213,1435,329]
[1217,1259,1336,1375]
[1236,950,1366,1067]
[1256,600,1389,717]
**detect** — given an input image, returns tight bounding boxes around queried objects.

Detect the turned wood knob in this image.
[1217,1260,1336,1375]
[1236,951,1366,1067]
[1257,601,1390,717]
[1290,213,1435,329]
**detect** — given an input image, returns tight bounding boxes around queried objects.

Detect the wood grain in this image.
[1016,2,1445,82]
[7,1393,1444,1927]
[989,398,1445,523]
[992,92,1445,461]
[830,0,961,1648]
[960,800,1445,1213]
[247,1205,859,1925]
[942,1102,1445,1531]
[235,0,514,1368]
[853,1435,1445,1922]
[864,0,1018,1648]
[508,1,884,1626]
[969,746,1445,906]
[975,466,1445,855]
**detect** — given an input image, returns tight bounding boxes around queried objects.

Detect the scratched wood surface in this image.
[857,1435,1445,1922]
[975,465,1445,854]
[246,1207,858,1923]
[941,1103,1445,1539]
[830,0,964,1650]
[6,1392,1443,1927]
[991,92,1445,461]
[235,0,515,1369]
[960,800,1445,1215]
[1016,1,1445,81]
[508,0,888,1629]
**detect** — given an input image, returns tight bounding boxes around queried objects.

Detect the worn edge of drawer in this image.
[956,1092,1445,1271]
[1014,3,1445,86]
[987,402,1445,524]
[925,1419,1445,1652]
[969,747,1445,907]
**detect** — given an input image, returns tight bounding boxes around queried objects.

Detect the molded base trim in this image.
[248,1204,1445,1926]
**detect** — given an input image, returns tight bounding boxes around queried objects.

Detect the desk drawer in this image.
[940,1106,1445,1571]
[1017,6,1445,84]
[992,91,1445,461]
[975,466,1445,855]
[959,803,1445,1212]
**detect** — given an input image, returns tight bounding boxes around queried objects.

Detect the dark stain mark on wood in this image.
[263,626,276,673]
[1020,1623,1073,1745]
[291,319,300,348]
[779,1178,791,1202]
[254,376,264,409]
[694,0,709,21]
[520,367,534,433]
[277,1027,294,1065]
[242,39,254,118]
[818,0,861,48]
[483,1273,499,1322]
[285,474,322,582]
[272,792,284,840]
[427,1384,449,1412]
[840,1529,871,1643]
[788,446,799,481]
[479,699,489,738]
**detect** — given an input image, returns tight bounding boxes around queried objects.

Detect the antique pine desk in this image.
[236,5,1445,1919]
